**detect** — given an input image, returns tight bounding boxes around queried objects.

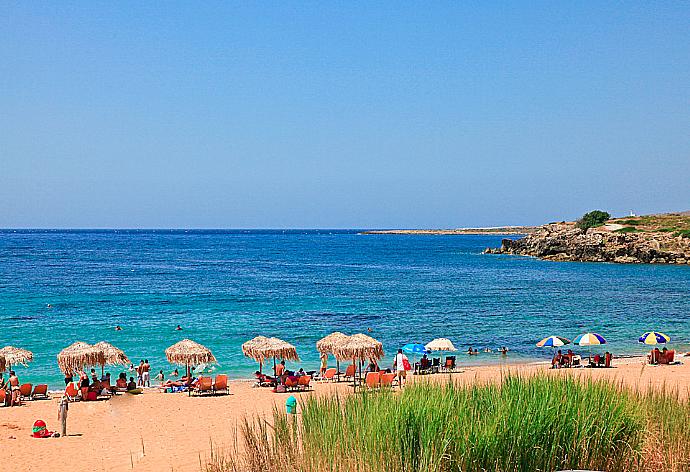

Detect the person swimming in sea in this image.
[175,325,182,331]
[115,325,122,331]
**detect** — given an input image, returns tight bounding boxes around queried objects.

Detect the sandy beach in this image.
[2,356,688,472]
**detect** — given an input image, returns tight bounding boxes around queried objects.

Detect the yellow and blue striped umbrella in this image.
[639,332,670,345]
[574,333,606,346]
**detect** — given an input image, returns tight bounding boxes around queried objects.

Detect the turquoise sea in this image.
[1,229,689,389]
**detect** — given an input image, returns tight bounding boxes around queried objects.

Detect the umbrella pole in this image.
[336,359,340,383]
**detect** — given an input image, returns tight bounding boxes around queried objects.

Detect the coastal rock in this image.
[489,222,690,265]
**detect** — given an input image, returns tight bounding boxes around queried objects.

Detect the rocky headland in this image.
[484,212,690,264]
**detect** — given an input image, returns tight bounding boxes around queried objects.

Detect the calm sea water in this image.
[1,230,689,389]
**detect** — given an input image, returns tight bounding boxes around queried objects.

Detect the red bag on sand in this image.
[402,358,412,371]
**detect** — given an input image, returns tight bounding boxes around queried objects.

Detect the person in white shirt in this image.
[393,349,409,387]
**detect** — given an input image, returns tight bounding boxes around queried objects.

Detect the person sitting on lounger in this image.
[116,374,128,390]
[127,377,137,391]
[552,350,562,369]
[420,354,430,371]
[366,358,379,373]
[255,371,277,386]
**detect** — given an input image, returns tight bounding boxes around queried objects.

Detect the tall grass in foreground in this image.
[205,374,690,472]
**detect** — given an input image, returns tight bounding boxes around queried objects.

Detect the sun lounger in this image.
[193,377,213,396]
[19,383,33,401]
[213,374,229,395]
[284,376,299,391]
[343,364,356,381]
[31,384,49,400]
[444,356,456,372]
[322,368,336,381]
[65,382,80,401]
[297,375,311,391]
[364,372,380,389]
[380,372,396,388]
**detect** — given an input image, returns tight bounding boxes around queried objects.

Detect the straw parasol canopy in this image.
[0,346,34,368]
[0,354,5,373]
[93,341,130,375]
[333,333,384,362]
[93,341,130,366]
[316,332,349,355]
[165,339,217,368]
[57,341,106,374]
[425,338,457,352]
[242,337,300,363]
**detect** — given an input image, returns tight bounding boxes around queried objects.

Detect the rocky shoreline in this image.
[484,222,690,265]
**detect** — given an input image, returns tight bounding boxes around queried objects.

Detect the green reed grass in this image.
[205,373,690,472]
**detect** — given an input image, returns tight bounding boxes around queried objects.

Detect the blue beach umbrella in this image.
[402,343,428,355]
[401,343,427,367]
[639,332,670,345]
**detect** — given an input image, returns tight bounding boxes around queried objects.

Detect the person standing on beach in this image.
[319,354,328,377]
[137,360,144,386]
[8,371,21,406]
[142,359,151,387]
[393,349,409,387]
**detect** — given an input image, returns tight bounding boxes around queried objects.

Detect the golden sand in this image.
[2,356,688,472]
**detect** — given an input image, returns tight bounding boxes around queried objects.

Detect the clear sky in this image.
[1,3,689,228]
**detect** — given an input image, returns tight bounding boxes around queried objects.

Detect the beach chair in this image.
[444,356,456,372]
[31,384,49,400]
[213,374,229,395]
[380,372,396,388]
[19,383,33,401]
[364,372,380,390]
[193,377,213,396]
[297,375,311,391]
[605,352,613,368]
[284,376,299,392]
[667,350,675,364]
[65,382,80,401]
[0,389,6,406]
[322,368,336,382]
[431,357,440,373]
[343,364,356,381]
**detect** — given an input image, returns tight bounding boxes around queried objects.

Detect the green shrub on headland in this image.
[577,210,611,230]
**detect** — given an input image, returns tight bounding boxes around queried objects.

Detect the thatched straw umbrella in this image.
[165,339,217,378]
[0,346,34,370]
[0,354,5,374]
[57,341,106,375]
[242,336,300,376]
[316,332,349,381]
[93,341,130,377]
[333,333,384,384]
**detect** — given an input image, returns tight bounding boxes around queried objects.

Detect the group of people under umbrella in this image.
[537,331,677,368]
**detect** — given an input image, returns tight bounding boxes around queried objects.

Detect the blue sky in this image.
[1,3,689,228]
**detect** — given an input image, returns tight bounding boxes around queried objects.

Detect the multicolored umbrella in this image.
[639,332,670,345]
[536,336,571,348]
[574,333,607,346]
